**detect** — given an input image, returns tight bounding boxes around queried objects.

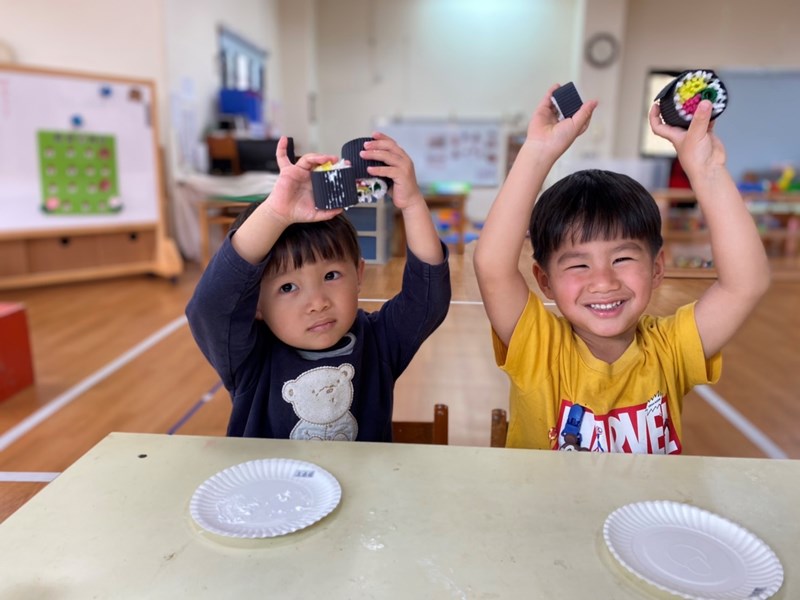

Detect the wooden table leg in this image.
[455,194,466,254]
[198,200,211,267]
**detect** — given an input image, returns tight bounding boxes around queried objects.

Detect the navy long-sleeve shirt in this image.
[186,235,451,441]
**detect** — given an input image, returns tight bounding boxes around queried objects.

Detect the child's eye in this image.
[566,264,588,270]
[279,282,298,293]
[324,271,341,281]
[613,256,633,264]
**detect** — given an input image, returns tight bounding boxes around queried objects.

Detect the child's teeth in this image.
[591,301,621,310]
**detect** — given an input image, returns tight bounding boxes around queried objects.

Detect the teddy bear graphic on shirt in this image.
[282,363,358,441]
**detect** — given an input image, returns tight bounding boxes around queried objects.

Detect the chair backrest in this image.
[490,408,508,448]
[392,403,448,445]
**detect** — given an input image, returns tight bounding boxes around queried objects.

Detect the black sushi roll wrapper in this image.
[341,137,391,186]
[551,82,583,119]
[312,166,358,210]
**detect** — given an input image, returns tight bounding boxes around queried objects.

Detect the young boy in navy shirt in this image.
[187,134,450,441]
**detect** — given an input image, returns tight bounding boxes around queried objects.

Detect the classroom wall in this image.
[275,0,319,155]
[163,0,283,177]
[4,0,799,226]
[310,0,580,156]
[0,0,283,181]
[0,0,168,141]
[615,0,800,158]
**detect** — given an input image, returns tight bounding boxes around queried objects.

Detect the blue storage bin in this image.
[219,89,263,124]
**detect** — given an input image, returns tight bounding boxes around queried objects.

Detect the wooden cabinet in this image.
[0,225,179,289]
[654,188,800,280]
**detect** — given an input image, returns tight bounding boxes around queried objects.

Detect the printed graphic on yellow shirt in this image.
[553,394,681,454]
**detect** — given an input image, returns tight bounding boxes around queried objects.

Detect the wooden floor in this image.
[1,241,799,521]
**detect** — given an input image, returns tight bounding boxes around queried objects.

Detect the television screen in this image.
[639,70,682,158]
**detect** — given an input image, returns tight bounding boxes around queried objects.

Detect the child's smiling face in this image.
[534,235,664,360]
[257,256,365,350]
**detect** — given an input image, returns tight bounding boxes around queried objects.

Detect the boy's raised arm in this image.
[474,86,597,346]
[650,101,770,358]
[361,132,444,265]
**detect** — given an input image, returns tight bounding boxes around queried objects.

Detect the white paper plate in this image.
[603,501,783,599]
[190,458,341,538]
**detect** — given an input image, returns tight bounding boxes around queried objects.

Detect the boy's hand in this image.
[525,83,598,161]
[266,136,343,225]
[360,132,425,210]
[649,100,727,179]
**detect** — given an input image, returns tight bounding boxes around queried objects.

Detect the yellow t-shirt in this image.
[492,293,721,453]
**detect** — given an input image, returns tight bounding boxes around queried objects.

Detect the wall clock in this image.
[585,32,619,69]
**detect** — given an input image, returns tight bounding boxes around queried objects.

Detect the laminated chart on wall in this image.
[38,131,120,215]
[379,119,502,187]
[0,67,159,233]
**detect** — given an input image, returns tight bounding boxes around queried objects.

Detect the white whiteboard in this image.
[0,67,160,233]
[379,119,502,187]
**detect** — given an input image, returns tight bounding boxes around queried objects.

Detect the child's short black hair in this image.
[231,202,362,276]
[529,169,663,268]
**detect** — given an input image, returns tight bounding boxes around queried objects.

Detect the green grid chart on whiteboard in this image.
[37,130,121,215]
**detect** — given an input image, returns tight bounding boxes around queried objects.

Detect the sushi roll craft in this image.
[311,160,358,210]
[655,70,728,128]
[312,137,390,210]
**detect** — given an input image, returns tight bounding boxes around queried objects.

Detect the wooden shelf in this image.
[654,188,800,280]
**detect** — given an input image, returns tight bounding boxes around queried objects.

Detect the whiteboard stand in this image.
[0,65,182,289]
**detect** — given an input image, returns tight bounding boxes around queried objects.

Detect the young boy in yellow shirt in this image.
[474,84,770,452]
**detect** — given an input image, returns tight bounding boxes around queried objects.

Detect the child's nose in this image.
[307,288,331,311]
[589,265,620,292]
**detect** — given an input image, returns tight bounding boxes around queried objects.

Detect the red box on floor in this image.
[0,302,35,402]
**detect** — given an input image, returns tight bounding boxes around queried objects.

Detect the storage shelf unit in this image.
[653,188,800,280]
[343,198,394,264]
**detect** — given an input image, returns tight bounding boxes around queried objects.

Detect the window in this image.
[218,26,267,95]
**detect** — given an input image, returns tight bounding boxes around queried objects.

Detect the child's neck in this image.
[576,330,635,364]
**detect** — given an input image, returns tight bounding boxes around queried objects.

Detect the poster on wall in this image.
[0,67,159,233]
[379,119,502,187]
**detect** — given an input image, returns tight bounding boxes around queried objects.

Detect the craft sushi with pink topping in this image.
[655,69,728,128]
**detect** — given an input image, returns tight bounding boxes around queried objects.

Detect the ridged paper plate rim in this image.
[189,458,341,538]
[603,500,783,599]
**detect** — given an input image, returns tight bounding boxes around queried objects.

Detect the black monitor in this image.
[236,139,280,173]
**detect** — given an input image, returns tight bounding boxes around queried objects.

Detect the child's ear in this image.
[652,248,666,288]
[532,262,555,299]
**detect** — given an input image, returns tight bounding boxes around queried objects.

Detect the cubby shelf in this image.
[344,198,394,264]
[653,189,800,280]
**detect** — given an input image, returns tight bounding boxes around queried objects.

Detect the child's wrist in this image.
[684,164,730,190]
[519,140,560,169]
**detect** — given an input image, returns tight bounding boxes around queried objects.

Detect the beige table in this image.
[0,433,796,599]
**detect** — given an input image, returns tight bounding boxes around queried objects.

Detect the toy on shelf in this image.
[655,69,727,128]
[312,137,389,210]
[739,165,800,194]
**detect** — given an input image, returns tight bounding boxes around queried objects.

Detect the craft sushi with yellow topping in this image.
[655,69,727,129]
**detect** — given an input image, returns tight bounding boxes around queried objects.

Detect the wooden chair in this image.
[392,403,448,445]
[490,408,508,448]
